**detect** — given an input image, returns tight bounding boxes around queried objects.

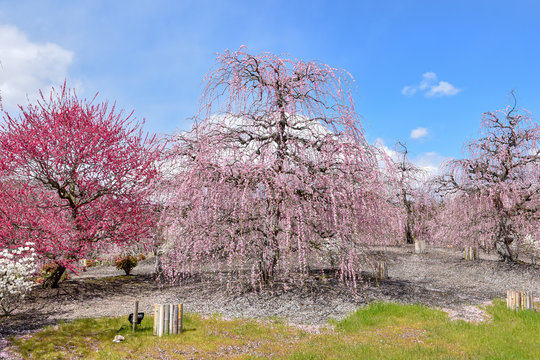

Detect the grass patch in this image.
[9,300,540,359]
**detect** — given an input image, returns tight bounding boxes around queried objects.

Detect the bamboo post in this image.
[153,303,184,336]
[507,290,534,311]
[179,303,184,333]
[153,304,158,336]
[164,304,170,335]
[168,304,174,334]
[158,304,164,337]
[464,246,478,260]
[415,239,426,254]
[171,304,178,334]
[376,261,388,279]
[132,300,139,333]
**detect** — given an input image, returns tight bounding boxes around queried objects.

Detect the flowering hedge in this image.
[0,242,36,315]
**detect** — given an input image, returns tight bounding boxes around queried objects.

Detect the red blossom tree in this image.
[160,48,395,290]
[0,84,162,287]
[434,96,540,261]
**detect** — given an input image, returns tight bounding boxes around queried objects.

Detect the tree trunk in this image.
[42,264,66,288]
[405,221,414,244]
[259,253,278,286]
[495,214,516,262]
[495,236,514,262]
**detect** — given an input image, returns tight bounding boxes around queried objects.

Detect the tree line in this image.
[0,48,538,291]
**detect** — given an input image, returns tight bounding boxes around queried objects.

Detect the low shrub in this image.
[114,256,137,275]
[0,243,36,315]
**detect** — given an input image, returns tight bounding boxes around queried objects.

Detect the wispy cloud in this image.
[426,81,460,97]
[374,138,399,161]
[413,151,450,178]
[410,127,428,140]
[402,72,460,97]
[0,25,74,112]
[374,138,450,180]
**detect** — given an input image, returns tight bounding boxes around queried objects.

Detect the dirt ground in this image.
[1,245,539,339]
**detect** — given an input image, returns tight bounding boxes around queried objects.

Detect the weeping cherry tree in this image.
[160,48,395,290]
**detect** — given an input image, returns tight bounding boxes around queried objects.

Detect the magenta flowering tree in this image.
[160,48,395,290]
[434,97,540,261]
[0,84,162,287]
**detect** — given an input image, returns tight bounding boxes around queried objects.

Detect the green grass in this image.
[9,300,540,359]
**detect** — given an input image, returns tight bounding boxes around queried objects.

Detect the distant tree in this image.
[0,84,162,287]
[435,95,540,261]
[160,48,395,290]
[392,142,425,244]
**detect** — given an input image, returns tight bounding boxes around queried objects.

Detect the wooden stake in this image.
[158,304,164,337]
[168,304,173,334]
[179,303,184,333]
[153,304,158,336]
[376,261,388,279]
[171,304,177,334]
[165,303,171,335]
[415,239,426,254]
[132,300,139,333]
[507,290,535,311]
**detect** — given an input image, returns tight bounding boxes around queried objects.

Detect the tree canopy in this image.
[0,85,162,287]
[434,97,540,261]
[159,48,396,290]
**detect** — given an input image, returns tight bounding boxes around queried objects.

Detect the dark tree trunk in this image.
[405,221,414,244]
[495,236,514,262]
[259,253,278,286]
[495,216,516,262]
[42,264,66,288]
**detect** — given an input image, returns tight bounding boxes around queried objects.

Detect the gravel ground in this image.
[1,245,539,340]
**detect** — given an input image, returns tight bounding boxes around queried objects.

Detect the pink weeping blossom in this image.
[159,48,397,290]
[0,83,162,287]
[432,96,540,261]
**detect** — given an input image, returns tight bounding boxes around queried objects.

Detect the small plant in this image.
[137,254,146,262]
[37,262,68,285]
[41,262,58,278]
[114,256,138,275]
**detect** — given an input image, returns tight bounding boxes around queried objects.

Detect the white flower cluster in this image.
[524,234,540,252]
[0,242,37,315]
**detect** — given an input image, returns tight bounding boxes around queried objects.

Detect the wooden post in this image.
[415,239,426,254]
[153,303,184,336]
[132,300,139,333]
[168,304,173,334]
[464,246,478,260]
[164,304,170,335]
[158,304,164,337]
[376,261,388,279]
[179,303,184,333]
[171,304,178,334]
[507,290,535,311]
[153,304,159,336]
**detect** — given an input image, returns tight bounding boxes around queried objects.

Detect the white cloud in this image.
[412,151,450,178]
[410,127,428,140]
[402,72,460,97]
[401,85,417,96]
[426,81,460,97]
[373,138,451,180]
[419,72,437,90]
[0,25,74,112]
[374,138,399,161]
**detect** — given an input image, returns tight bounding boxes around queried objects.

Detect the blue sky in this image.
[1,0,539,174]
